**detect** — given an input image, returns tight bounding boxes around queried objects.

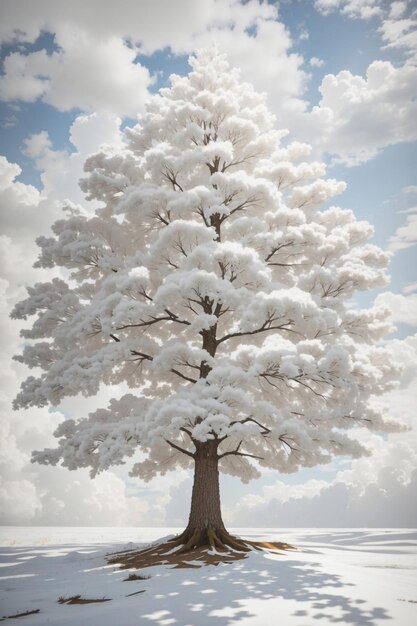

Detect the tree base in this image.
[107,528,295,570]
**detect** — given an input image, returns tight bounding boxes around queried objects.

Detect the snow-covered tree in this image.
[12,48,401,551]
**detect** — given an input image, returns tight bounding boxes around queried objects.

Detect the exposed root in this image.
[176,529,202,554]
[207,528,227,552]
[107,528,295,570]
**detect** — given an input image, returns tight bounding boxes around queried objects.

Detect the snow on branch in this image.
[13,47,402,481]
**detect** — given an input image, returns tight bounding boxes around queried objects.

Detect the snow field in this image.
[1,528,416,625]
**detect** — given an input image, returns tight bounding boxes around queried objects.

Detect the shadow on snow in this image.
[0,536,394,626]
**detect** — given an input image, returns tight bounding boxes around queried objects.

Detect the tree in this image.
[12,48,401,552]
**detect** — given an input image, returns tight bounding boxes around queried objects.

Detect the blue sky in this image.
[0,0,416,527]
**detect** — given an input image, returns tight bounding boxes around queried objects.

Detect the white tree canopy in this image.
[12,47,402,485]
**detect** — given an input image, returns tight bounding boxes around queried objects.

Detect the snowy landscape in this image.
[1,527,416,625]
[1,3,417,625]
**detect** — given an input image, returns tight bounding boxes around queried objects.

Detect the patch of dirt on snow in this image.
[123,573,150,581]
[58,595,111,605]
[0,609,40,621]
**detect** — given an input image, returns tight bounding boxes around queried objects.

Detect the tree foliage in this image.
[12,48,401,489]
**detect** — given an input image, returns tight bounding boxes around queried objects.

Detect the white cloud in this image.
[402,185,417,194]
[404,282,417,294]
[374,292,417,326]
[225,467,417,527]
[0,0,301,118]
[310,56,325,68]
[379,17,417,59]
[389,209,417,251]
[0,0,414,168]
[0,34,153,117]
[192,19,307,122]
[0,50,50,101]
[389,1,408,19]
[22,112,123,206]
[314,0,383,19]
[0,156,40,205]
[22,130,52,159]
[314,0,342,14]
[298,29,309,42]
[314,0,417,63]
[0,0,278,53]
[225,415,417,528]
[0,157,54,262]
[299,61,417,165]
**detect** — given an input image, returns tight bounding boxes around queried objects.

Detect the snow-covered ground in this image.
[1,528,416,625]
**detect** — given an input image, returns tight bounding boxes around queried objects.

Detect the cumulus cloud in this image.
[379,16,417,60]
[21,112,123,207]
[402,185,417,195]
[225,425,417,528]
[0,157,54,278]
[302,61,417,165]
[374,291,417,326]
[225,468,417,527]
[310,1,417,165]
[0,111,124,252]
[404,282,417,294]
[315,0,417,61]
[0,33,153,117]
[389,1,408,20]
[0,0,303,119]
[191,18,307,123]
[310,56,325,68]
[0,0,272,52]
[314,0,383,20]
[0,0,415,167]
[389,209,417,251]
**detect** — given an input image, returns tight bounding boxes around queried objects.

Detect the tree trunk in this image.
[186,440,225,532]
[170,440,251,553]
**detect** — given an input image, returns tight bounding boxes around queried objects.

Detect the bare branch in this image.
[219,440,264,460]
[170,368,198,384]
[217,321,300,345]
[165,439,195,458]
[229,417,271,435]
[116,316,173,331]
[116,309,190,332]
[130,350,153,362]
[264,240,295,262]
[219,449,264,460]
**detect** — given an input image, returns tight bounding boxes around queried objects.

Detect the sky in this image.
[0,0,416,528]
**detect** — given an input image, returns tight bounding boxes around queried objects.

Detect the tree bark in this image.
[167,440,251,553]
[186,440,225,532]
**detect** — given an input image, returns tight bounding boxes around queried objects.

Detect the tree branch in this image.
[219,449,264,460]
[217,322,299,345]
[170,368,197,384]
[230,417,271,435]
[116,309,190,332]
[218,440,264,460]
[265,240,295,262]
[165,439,195,458]
[180,427,193,439]
[130,350,153,362]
